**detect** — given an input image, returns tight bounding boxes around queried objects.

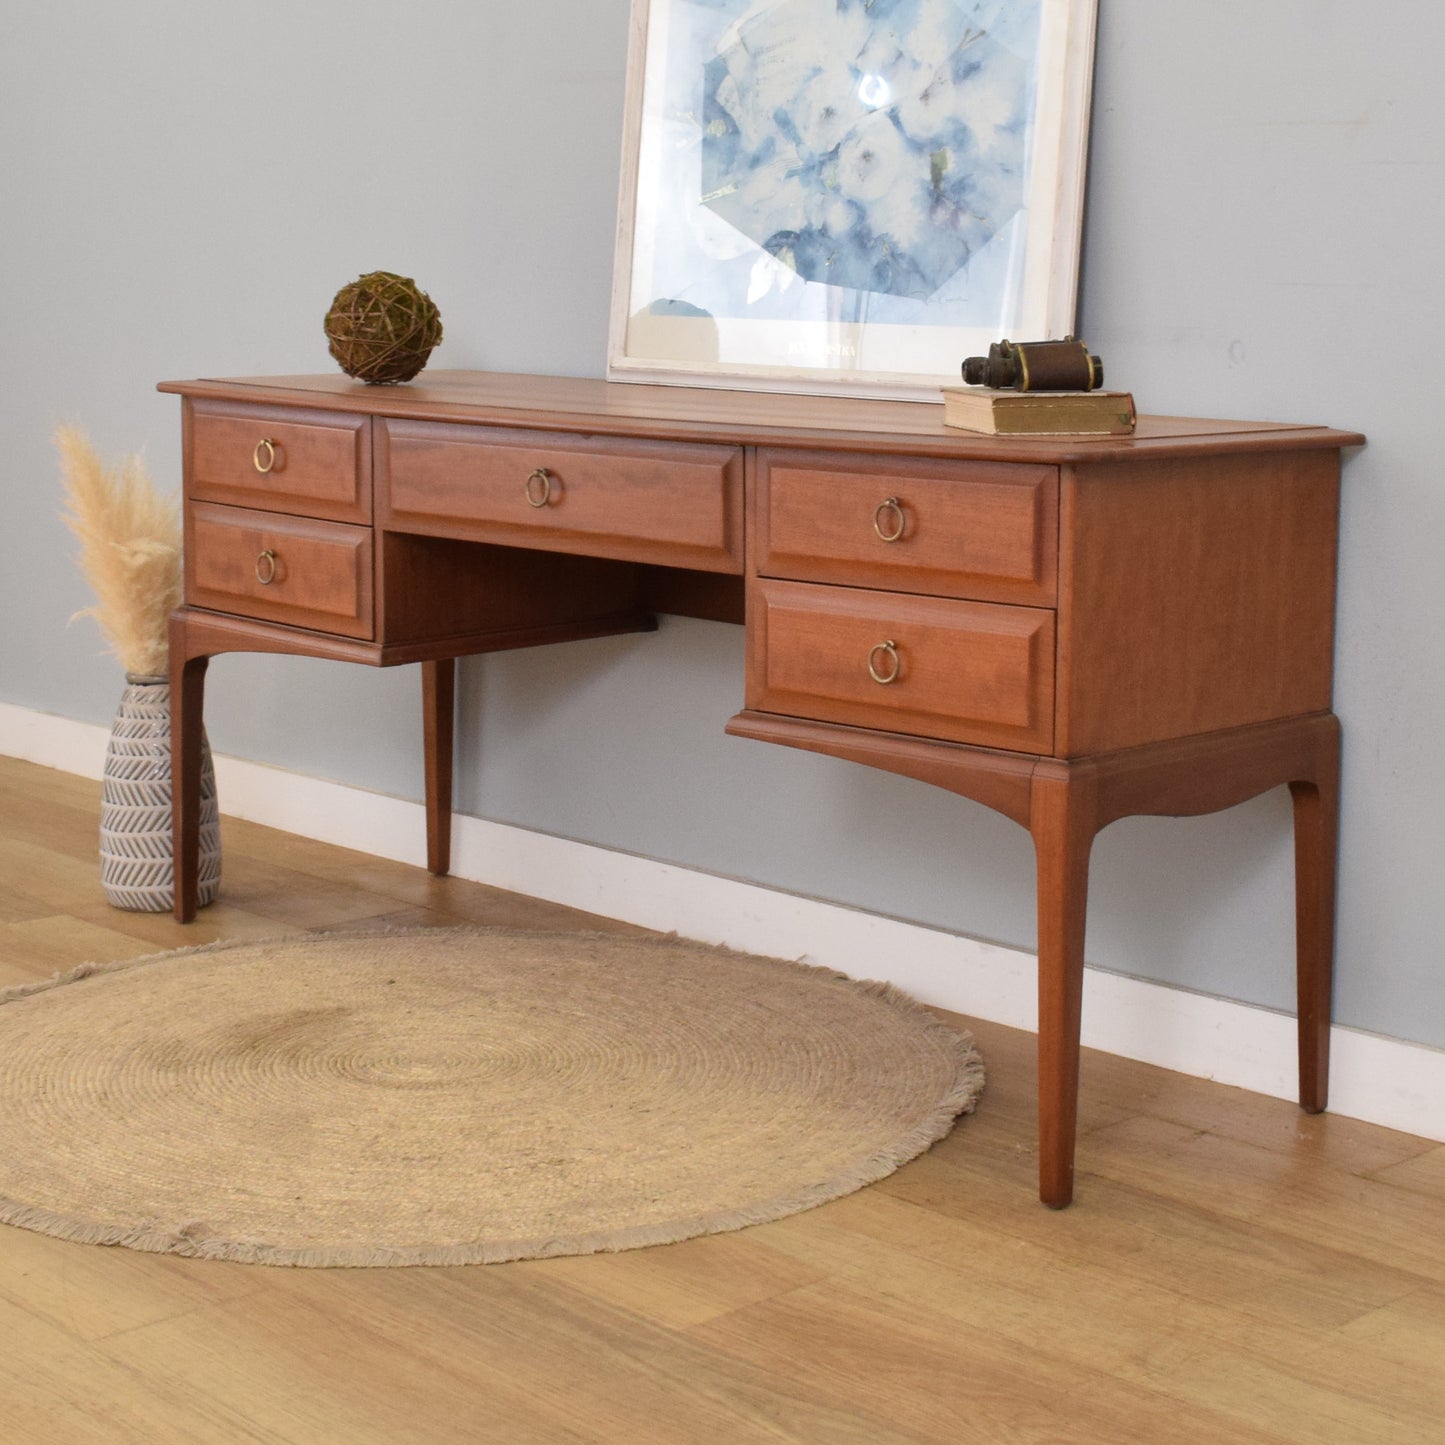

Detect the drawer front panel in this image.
[186,503,374,638]
[188,400,371,522]
[748,579,1055,753]
[756,450,1057,606]
[379,420,744,573]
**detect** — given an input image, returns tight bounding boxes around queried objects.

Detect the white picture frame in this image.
[608,0,1098,400]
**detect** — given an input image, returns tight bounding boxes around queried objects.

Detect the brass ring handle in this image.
[867,640,901,685]
[524,468,553,508]
[255,549,278,585]
[873,497,905,543]
[253,439,278,474]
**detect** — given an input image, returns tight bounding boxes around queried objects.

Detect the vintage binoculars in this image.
[961,338,1104,391]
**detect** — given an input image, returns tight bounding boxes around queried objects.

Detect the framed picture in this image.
[608,0,1098,399]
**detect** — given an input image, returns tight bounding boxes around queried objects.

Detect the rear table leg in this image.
[1290,716,1341,1112]
[422,658,456,877]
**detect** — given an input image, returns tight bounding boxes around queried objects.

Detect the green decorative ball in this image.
[324,271,443,385]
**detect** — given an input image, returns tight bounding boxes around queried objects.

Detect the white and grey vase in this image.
[99,673,221,912]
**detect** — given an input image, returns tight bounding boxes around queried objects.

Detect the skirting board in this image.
[4,698,1443,1146]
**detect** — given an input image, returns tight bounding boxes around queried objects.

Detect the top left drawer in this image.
[186,400,372,523]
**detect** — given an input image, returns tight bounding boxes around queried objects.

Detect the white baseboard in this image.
[5,699,1443,1146]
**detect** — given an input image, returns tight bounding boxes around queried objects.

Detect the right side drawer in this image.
[755,449,1058,607]
[187,399,372,523]
[747,578,1055,753]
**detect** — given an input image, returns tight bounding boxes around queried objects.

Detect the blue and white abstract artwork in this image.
[639,0,1042,332]
[700,0,1036,304]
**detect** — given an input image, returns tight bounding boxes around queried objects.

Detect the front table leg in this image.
[169,638,210,924]
[1029,762,1099,1209]
[422,658,456,877]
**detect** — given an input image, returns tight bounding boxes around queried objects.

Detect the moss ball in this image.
[324,271,443,384]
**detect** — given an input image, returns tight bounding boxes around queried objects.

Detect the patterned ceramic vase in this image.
[98,674,221,912]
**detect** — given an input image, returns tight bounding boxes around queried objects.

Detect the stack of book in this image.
[941,386,1136,436]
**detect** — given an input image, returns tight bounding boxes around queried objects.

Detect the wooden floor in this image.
[2,753,1444,1444]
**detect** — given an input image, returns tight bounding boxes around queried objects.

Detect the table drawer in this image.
[379,419,744,573]
[187,400,371,523]
[756,450,1057,607]
[747,579,1054,752]
[185,502,374,639]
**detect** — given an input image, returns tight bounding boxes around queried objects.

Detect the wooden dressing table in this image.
[159,369,1361,1207]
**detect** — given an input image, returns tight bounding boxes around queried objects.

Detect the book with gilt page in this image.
[941,387,1137,435]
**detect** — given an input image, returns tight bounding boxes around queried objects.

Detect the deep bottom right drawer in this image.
[748,579,1055,753]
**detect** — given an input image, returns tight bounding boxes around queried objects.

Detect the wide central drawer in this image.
[756,449,1057,607]
[185,502,374,639]
[747,579,1055,753]
[378,419,744,573]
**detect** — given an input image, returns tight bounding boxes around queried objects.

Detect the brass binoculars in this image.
[961,338,1103,391]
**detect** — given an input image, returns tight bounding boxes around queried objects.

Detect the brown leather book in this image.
[941,385,1137,435]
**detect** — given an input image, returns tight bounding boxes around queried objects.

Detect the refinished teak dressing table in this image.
[159,369,1362,1208]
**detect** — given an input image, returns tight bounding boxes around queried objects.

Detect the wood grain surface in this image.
[161,370,1363,464]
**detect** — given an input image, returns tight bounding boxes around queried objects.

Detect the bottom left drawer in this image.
[185,502,374,638]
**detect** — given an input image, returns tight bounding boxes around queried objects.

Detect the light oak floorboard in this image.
[1,753,1442,1443]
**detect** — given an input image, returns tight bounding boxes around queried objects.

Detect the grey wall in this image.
[3,3,1440,1048]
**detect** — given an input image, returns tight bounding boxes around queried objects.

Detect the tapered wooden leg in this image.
[169,622,209,924]
[1030,764,1098,1208]
[422,658,456,877]
[1289,716,1340,1113]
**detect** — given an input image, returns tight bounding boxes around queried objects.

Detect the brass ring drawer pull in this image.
[253,439,278,474]
[873,497,905,542]
[524,468,553,508]
[867,640,901,685]
[255,549,278,585]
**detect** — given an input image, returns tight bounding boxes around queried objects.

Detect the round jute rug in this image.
[0,927,983,1267]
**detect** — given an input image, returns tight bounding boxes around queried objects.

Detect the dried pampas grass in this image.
[56,425,181,678]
